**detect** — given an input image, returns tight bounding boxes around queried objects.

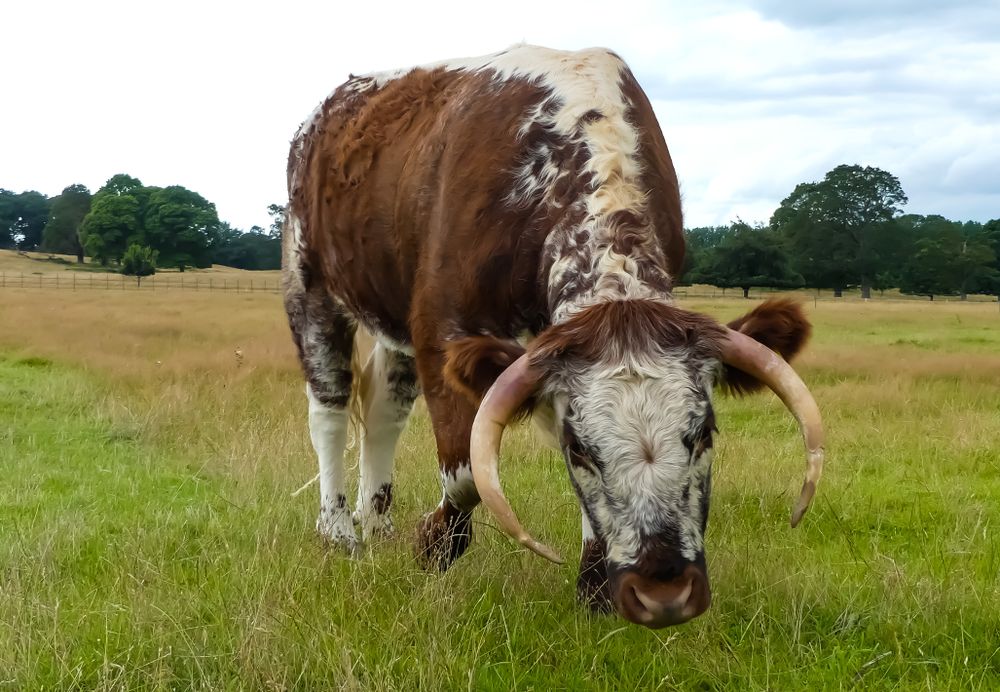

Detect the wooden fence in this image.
[0,272,281,293]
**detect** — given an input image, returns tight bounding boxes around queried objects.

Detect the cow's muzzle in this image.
[614,564,711,628]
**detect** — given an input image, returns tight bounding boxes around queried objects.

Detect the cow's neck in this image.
[544,211,675,324]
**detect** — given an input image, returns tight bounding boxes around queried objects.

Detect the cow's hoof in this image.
[317,511,358,555]
[416,505,472,571]
[357,510,395,541]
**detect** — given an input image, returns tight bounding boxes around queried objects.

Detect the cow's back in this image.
[284,46,686,346]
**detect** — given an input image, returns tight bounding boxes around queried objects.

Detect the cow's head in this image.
[447,298,823,628]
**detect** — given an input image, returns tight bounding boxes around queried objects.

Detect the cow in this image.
[282,45,824,628]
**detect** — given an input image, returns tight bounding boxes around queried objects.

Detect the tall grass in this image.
[1,290,998,689]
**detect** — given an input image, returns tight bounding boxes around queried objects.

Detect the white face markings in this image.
[556,354,717,569]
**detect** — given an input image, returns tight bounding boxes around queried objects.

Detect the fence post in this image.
[73,273,76,291]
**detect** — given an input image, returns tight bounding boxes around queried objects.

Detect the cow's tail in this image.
[345,327,376,453]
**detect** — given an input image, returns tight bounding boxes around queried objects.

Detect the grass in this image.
[0,249,280,278]
[1,289,999,689]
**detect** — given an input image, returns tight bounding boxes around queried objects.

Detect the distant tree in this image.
[680,225,733,282]
[121,243,158,286]
[0,190,51,251]
[687,222,802,298]
[899,219,997,300]
[0,189,18,248]
[212,222,282,270]
[772,164,907,298]
[42,184,92,261]
[142,186,221,271]
[80,193,140,265]
[979,219,1000,298]
[100,173,144,197]
[267,203,286,238]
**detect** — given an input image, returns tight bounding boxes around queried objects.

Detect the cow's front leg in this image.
[577,512,613,612]
[414,363,480,571]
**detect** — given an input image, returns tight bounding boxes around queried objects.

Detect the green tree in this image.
[142,186,220,271]
[680,225,733,282]
[101,173,143,197]
[42,184,92,262]
[267,203,286,238]
[121,243,158,287]
[772,164,907,298]
[0,189,18,248]
[79,193,140,265]
[899,219,997,300]
[0,190,51,250]
[212,222,281,270]
[687,222,802,298]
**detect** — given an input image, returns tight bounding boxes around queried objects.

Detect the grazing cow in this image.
[282,45,824,628]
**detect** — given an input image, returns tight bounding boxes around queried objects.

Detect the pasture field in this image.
[1,288,998,690]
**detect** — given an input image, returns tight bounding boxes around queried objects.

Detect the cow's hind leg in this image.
[354,342,419,541]
[287,290,358,552]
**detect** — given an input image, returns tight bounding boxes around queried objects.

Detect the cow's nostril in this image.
[615,566,710,628]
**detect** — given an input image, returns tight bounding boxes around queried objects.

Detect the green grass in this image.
[1,296,999,689]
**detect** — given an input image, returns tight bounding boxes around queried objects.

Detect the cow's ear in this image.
[444,335,526,405]
[720,298,812,396]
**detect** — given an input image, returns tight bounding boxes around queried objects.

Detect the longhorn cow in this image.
[282,45,824,627]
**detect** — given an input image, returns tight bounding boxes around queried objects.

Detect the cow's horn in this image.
[719,328,825,527]
[470,353,564,564]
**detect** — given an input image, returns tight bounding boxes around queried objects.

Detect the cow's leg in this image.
[353,342,419,541]
[578,511,613,612]
[286,290,358,552]
[413,358,480,571]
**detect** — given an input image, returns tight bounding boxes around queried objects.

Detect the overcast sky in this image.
[3,1,998,231]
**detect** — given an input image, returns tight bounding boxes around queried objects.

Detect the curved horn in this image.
[720,328,825,527]
[470,353,564,564]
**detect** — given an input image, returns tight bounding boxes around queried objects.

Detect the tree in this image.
[121,243,158,286]
[680,225,733,283]
[267,203,286,238]
[772,164,907,298]
[0,190,50,251]
[142,186,220,270]
[687,222,802,298]
[0,189,18,248]
[100,173,143,197]
[79,193,140,265]
[212,222,281,270]
[42,184,92,262]
[898,219,997,300]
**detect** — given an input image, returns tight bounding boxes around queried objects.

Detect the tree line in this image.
[684,164,1000,300]
[5,164,998,298]
[0,174,285,272]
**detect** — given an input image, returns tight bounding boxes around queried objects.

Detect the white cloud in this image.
[1,0,997,232]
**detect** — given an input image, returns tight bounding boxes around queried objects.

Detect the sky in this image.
[3,0,998,232]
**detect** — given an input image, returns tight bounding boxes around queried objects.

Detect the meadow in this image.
[1,284,998,690]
